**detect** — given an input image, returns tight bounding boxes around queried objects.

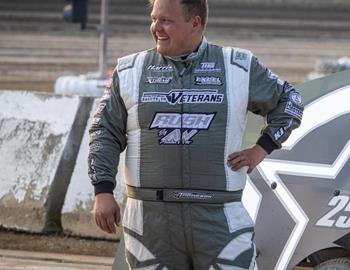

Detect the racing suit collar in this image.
[166,36,208,62]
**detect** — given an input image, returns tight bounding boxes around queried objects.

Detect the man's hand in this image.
[93,193,121,234]
[227,144,268,174]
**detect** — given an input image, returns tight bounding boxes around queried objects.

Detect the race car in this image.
[245,70,350,270]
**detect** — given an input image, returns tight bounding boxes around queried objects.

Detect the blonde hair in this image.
[148,0,208,27]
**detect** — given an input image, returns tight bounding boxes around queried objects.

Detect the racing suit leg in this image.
[122,198,192,270]
[191,202,256,270]
[122,198,255,270]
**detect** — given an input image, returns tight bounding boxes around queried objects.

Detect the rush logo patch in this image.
[150,112,216,145]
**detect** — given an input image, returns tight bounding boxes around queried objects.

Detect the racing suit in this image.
[88,37,303,270]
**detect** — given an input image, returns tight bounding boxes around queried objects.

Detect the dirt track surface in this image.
[0,228,118,258]
[0,249,114,270]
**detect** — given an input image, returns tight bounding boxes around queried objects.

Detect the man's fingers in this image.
[114,211,121,226]
[227,145,267,173]
[227,153,250,171]
[94,209,119,233]
[230,159,250,171]
[94,209,116,233]
[227,152,240,161]
[95,213,111,233]
[227,154,242,166]
[247,166,254,174]
[107,216,117,234]
[227,153,248,166]
[94,214,102,230]
[93,193,120,234]
[101,217,112,233]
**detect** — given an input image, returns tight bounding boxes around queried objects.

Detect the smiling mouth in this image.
[157,36,168,41]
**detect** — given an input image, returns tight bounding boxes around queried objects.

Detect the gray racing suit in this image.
[88,37,303,270]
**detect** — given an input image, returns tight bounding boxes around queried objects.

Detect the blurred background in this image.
[1,0,350,92]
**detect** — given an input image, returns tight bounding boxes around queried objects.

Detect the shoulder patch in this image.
[231,48,250,72]
[117,53,138,72]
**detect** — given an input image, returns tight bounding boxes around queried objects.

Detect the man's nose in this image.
[153,20,162,31]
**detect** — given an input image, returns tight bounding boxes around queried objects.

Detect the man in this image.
[88,0,303,269]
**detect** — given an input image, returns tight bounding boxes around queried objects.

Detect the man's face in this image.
[150,0,198,57]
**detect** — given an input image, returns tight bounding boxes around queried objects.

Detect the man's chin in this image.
[156,46,170,56]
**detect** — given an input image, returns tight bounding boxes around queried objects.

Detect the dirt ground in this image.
[0,227,118,258]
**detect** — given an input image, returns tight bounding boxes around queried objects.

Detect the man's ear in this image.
[192,15,202,31]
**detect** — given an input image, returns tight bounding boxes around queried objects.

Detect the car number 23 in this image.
[316,195,350,229]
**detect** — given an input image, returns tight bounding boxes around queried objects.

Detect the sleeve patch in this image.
[101,89,111,101]
[92,117,101,126]
[273,119,293,141]
[95,103,106,115]
[274,127,285,141]
[285,101,303,120]
[90,142,104,152]
[289,92,303,106]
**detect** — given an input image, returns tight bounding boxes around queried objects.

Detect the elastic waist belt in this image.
[127,185,242,203]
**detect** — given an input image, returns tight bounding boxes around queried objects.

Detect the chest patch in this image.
[141,89,224,105]
[145,76,172,84]
[194,62,221,73]
[150,112,216,145]
[195,76,222,86]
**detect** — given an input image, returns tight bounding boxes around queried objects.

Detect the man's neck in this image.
[167,36,204,61]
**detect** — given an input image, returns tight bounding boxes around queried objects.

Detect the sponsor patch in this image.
[147,64,173,72]
[283,82,294,93]
[90,130,102,139]
[232,49,250,71]
[194,62,221,73]
[101,89,111,101]
[195,76,222,86]
[235,51,248,61]
[274,127,285,141]
[290,92,303,106]
[88,158,97,182]
[90,142,104,152]
[145,76,172,84]
[285,101,303,120]
[150,112,216,145]
[92,117,101,125]
[95,103,106,114]
[141,89,223,105]
[273,119,294,141]
[172,191,213,201]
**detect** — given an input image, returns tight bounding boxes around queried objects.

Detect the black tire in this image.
[314,257,350,270]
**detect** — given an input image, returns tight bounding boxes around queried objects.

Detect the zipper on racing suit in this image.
[178,61,193,189]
